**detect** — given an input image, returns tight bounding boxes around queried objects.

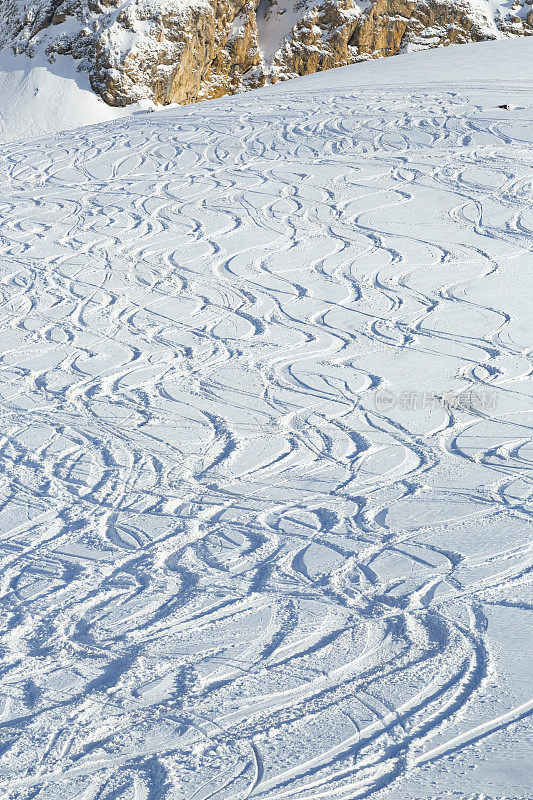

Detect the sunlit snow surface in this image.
[0,50,153,145]
[0,39,532,800]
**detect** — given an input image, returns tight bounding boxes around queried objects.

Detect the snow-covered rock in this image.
[1,0,532,107]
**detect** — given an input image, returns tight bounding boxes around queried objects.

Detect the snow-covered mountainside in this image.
[1,0,532,108]
[0,49,151,145]
[0,36,532,800]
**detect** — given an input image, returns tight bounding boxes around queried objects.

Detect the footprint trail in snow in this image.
[0,40,532,800]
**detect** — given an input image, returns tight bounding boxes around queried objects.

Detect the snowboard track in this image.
[0,77,531,799]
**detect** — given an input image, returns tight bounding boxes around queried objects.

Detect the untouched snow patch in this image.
[0,49,153,144]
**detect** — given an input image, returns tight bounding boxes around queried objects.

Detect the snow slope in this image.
[0,49,154,145]
[0,37,532,800]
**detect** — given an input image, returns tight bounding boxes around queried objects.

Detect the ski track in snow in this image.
[0,69,532,800]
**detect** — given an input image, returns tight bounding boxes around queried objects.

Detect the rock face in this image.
[1,0,532,107]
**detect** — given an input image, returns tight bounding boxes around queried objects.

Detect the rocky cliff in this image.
[1,0,532,107]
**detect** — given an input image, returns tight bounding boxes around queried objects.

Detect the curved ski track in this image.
[0,81,531,800]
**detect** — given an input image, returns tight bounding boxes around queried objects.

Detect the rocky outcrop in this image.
[1,0,531,107]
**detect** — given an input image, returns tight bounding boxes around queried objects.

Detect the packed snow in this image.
[0,37,532,800]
